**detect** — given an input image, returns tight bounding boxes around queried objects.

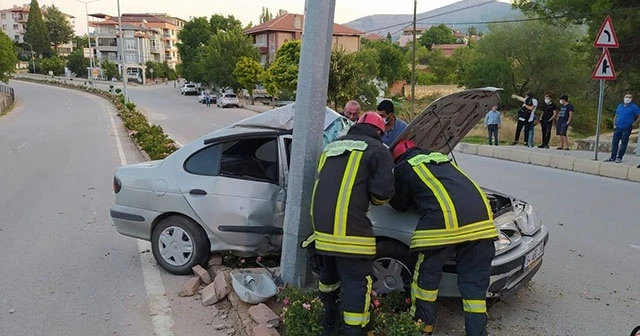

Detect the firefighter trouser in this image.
[317,255,373,335]
[411,239,495,336]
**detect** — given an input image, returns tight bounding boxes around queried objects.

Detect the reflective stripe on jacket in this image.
[389,148,498,250]
[310,124,395,257]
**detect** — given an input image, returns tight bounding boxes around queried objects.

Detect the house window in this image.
[256,34,266,45]
[13,24,18,30]
[125,40,136,50]
[2,24,6,30]
[125,53,137,63]
[14,35,19,41]
[1,14,6,20]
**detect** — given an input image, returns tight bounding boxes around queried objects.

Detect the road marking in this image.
[174,140,183,148]
[37,131,46,137]
[108,109,175,336]
[16,142,29,150]
[630,244,640,251]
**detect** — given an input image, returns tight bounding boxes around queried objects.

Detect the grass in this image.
[463,116,579,147]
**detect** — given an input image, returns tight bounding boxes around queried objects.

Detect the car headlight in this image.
[493,219,522,256]
[514,204,542,236]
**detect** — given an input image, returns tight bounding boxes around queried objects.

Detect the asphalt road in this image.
[123,85,640,336]
[0,81,225,336]
[125,83,258,146]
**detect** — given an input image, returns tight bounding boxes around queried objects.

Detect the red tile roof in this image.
[431,44,466,57]
[243,13,362,36]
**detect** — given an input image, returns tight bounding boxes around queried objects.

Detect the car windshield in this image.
[186,85,195,88]
[225,94,237,98]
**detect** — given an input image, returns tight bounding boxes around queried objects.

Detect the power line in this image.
[365,4,640,35]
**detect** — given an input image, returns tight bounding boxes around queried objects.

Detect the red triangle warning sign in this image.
[594,15,619,48]
[592,49,616,80]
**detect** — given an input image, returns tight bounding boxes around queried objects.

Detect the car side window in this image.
[184,144,222,176]
[219,137,279,184]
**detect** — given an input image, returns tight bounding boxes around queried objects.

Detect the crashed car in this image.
[110,87,549,300]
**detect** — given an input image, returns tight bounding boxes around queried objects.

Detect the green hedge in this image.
[12,76,178,160]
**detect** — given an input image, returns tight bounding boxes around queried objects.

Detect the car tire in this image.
[151,216,210,275]
[372,239,416,295]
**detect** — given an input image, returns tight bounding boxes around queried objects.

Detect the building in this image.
[0,4,75,56]
[398,27,427,47]
[431,44,467,57]
[243,10,363,66]
[88,13,184,81]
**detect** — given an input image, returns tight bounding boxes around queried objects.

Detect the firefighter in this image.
[388,139,498,336]
[303,112,395,336]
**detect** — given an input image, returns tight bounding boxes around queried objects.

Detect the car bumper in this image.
[437,224,550,298]
[110,205,160,241]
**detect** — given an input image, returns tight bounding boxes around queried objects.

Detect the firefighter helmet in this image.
[392,139,416,161]
[357,112,386,133]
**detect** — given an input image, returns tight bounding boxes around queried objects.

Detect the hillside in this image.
[344,0,524,38]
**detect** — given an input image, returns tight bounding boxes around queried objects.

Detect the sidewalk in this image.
[455,143,640,183]
[243,103,274,113]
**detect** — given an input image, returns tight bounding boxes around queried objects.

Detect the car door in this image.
[272,135,292,231]
[180,134,284,253]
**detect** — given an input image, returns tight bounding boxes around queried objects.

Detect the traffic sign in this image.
[592,49,616,80]
[594,15,619,48]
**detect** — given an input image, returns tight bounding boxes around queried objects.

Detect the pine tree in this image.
[23,0,51,57]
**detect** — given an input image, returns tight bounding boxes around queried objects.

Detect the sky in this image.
[0,0,513,34]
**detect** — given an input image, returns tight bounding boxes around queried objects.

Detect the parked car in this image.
[180,84,198,96]
[198,91,217,104]
[217,93,240,108]
[110,88,549,301]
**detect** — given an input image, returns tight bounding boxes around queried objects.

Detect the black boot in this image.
[321,303,339,336]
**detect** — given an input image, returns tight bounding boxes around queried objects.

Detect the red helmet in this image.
[392,139,416,161]
[357,111,386,133]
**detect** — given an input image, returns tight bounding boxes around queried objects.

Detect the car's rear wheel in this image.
[151,216,209,275]
[372,240,415,295]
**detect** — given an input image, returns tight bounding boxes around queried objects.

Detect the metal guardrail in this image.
[0,83,15,113]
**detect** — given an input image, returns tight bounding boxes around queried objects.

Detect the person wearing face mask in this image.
[556,95,573,150]
[377,99,408,147]
[538,94,558,148]
[341,100,362,123]
[604,94,640,163]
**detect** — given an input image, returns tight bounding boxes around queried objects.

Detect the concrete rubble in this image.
[178,276,201,297]
[192,265,212,284]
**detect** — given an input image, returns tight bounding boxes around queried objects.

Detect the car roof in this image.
[230,103,341,132]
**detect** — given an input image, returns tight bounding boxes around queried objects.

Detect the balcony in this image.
[150,46,161,53]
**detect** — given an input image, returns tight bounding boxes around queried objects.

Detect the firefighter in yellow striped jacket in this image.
[389,139,498,336]
[307,112,395,336]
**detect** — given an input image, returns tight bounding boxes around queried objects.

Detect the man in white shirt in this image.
[512,92,538,147]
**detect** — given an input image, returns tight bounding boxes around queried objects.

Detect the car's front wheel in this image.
[151,216,209,275]
[372,240,415,295]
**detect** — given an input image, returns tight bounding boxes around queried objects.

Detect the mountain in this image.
[344,0,524,38]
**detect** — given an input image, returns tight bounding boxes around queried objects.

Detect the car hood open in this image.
[393,87,502,154]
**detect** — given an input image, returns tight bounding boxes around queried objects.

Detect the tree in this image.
[66,49,89,77]
[260,7,273,23]
[513,0,640,91]
[197,29,259,89]
[44,5,74,50]
[269,40,301,93]
[376,42,408,86]
[102,60,120,80]
[23,0,51,57]
[467,26,479,37]
[328,48,362,108]
[177,15,244,82]
[233,56,263,104]
[39,55,65,75]
[260,66,279,105]
[0,31,18,82]
[419,24,456,49]
[73,35,89,49]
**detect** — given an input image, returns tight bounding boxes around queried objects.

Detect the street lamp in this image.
[22,41,36,75]
[74,0,101,82]
[117,0,128,101]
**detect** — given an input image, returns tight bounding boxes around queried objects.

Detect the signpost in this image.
[592,15,618,161]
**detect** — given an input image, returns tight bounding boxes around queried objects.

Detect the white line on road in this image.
[109,109,175,336]
[37,131,46,137]
[630,244,640,251]
[16,142,29,150]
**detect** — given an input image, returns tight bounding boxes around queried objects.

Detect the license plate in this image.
[523,243,544,270]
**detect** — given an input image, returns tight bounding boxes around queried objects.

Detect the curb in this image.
[455,143,640,183]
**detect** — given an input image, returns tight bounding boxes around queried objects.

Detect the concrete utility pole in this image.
[280,0,337,287]
[75,0,100,82]
[117,0,128,101]
[410,0,417,119]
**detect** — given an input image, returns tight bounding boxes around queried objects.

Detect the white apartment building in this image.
[0,4,76,56]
